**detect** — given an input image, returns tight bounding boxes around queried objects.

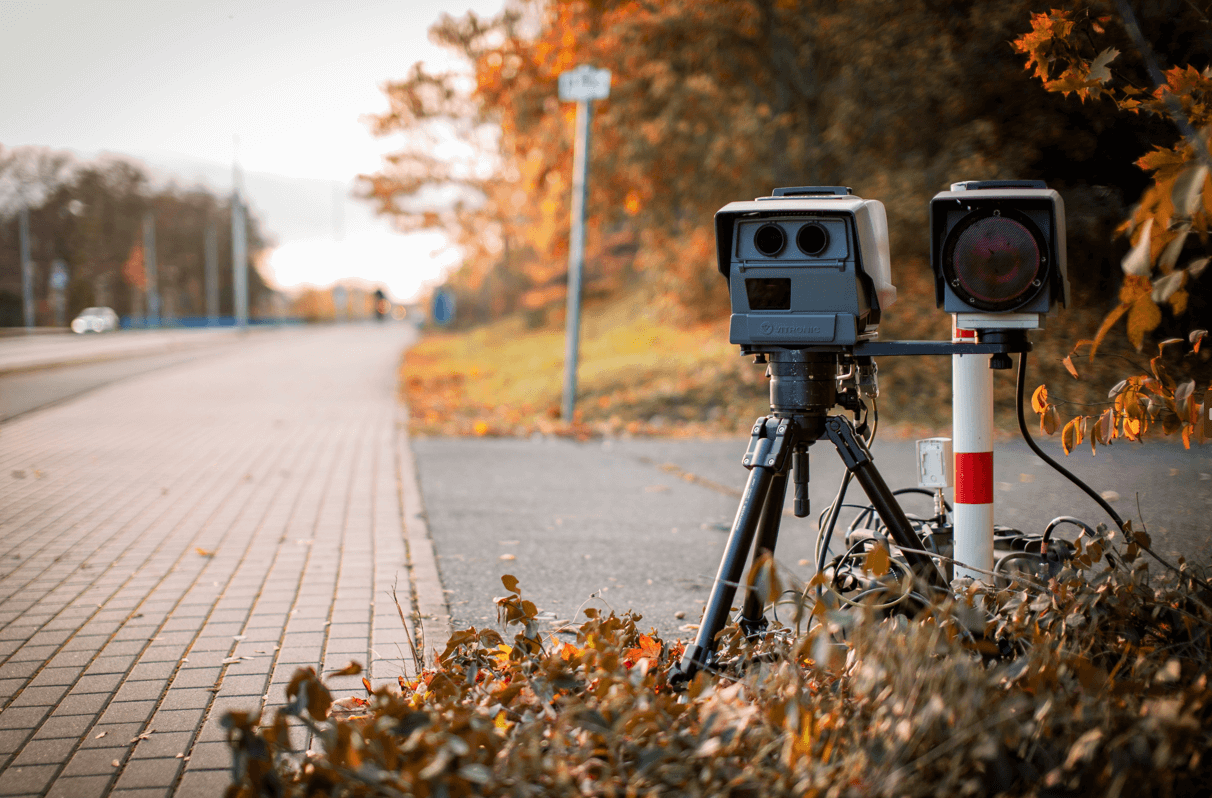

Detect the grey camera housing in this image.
[930,180,1068,315]
[717,187,897,348]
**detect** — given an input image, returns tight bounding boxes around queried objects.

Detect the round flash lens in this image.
[754,224,786,257]
[796,223,829,256]
[947,215,1043,311]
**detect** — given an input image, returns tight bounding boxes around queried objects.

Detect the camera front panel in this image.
[724,212,877,347]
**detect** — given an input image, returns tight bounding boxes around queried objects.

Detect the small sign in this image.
[432,289,455,326]
[49,261,68,291]
[559,66,611,102]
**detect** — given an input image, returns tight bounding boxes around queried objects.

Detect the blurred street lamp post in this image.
[232,191,248,330]
[18,206,34,328]
[558,65,611,424]
[205,222,219,326]
[143,212,160,327]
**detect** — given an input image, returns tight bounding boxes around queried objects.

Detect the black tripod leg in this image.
[677,463,776,678]
[739,470,788,639]
[824,417,947,590]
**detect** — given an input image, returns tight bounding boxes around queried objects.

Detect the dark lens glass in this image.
[951,217,1041,307]
[754,224,786,256]
[796,223,828,256]
[745,278,792,310]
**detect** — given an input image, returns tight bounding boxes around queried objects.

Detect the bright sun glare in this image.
[267,232,461,301]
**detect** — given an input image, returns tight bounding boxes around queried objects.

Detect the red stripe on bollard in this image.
[955,451,993,504]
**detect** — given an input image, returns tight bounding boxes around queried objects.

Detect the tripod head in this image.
[750,348,876,440]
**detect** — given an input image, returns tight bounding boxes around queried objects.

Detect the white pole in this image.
[232,192,248,330]
[952,323,995,581]
[561,98,592,424]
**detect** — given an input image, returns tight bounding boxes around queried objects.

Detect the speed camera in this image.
[716,187,897,348]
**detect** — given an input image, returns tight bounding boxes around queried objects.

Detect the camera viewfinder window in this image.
[745,278,792,310]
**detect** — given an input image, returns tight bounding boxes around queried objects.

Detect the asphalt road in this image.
[0,349,228,421]
[414,433,1212,641]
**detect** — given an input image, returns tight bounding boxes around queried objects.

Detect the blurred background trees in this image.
[363,0,1212,428]
[0,146,274,326]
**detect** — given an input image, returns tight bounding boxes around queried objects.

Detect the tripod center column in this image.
[767,351,836,441]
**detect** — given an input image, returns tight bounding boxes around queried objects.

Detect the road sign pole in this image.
[558,64,610,425]
[18,207,34,328]
[232,193,248,330]
[562,98,593,424]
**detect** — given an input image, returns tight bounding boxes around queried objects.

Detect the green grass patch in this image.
[402,291,769,437]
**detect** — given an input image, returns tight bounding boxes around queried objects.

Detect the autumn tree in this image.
[1013,3,1212,452]
[0,146,274,325]
[362,2,1159,321]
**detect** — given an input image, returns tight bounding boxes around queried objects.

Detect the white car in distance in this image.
[71,307,120,334]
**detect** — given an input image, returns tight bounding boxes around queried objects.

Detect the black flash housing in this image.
[930,180,1068,315]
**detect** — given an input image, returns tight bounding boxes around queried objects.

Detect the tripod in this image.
[673,349,949,681]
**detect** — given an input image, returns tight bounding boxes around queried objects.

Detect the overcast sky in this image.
[0,0,504,299]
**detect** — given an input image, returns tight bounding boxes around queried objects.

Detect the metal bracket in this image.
[742,417,794,472]
[824,416,871,470]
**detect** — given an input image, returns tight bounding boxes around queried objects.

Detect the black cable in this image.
[1042,516,1095,544]
[1016,350,1128,532]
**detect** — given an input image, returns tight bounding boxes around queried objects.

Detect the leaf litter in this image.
[224,526,1212,797]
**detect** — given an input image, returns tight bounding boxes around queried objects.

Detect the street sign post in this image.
[558,65,611,424]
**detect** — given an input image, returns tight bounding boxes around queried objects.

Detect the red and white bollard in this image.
[951,323,994,581]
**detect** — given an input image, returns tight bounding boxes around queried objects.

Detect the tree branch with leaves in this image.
[1013,3,1212,452]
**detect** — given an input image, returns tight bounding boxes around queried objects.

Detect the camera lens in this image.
[753,224,786,256]
[944,212,1044,311]
[796,223,828,256]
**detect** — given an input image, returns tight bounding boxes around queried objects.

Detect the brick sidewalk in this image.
[0,324,448,797]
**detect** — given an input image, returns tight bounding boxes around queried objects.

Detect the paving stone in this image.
[7,684,70,706]
[55,693,111,716]
[0,327,424,796]
[128,730,192,760]
[111,756,182,790]
[0,706,50,730]
[169,669,220,690]
[45,774,114,798]
[175,768,232,798]
[97,700,155,726]
[79,724,143,749]
[0,730,29,756]
[110,681,164,704]
[74,673,126,694]
[125,662,176,683]
[214,674,267,697]
[144,709,204,733]
[9,737,77,766]
[156,689,211,712]
[35,713,95,739]
[60,745,130,777]
[108,788,172,798]
[0,764,58,794]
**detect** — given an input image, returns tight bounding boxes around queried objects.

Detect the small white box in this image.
[916,438,953,488]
